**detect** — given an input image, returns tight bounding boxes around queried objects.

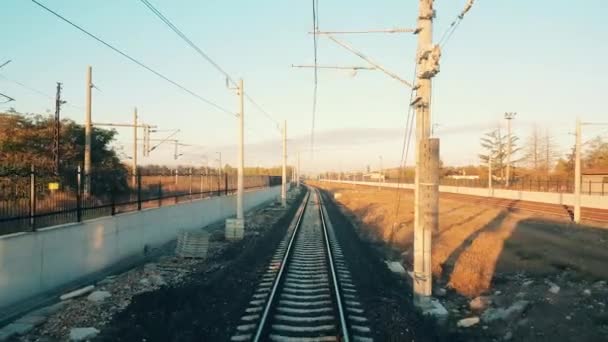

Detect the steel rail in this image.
[317,188,350,342]
[252,190,311,342]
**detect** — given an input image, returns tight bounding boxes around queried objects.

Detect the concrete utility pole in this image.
[574,117,581,223]
[237,79,245,221]
[225,79,246,240]
[504,112,516,187]
[281,120,287,207]
[413,0,441,308]
[488,154,493,191]
[84,66,92,195]
[297,151,301,187]
[132,107,138,186]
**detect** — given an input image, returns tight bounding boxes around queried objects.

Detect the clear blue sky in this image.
[1,0,607,173]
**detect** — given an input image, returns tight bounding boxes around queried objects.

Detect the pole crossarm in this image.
[325,34,414,88]
[310,28,420,35]
[93,122,157,128]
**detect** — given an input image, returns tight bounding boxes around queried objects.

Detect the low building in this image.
[582,169,608,195]
[363,172,385,181]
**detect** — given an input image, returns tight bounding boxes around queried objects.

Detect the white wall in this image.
[320,180,608,209]
[0,186,280,311]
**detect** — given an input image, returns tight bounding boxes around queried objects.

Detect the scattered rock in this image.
[87,290,111,303]
[470,296,492,311]
[504,331,513,340]
[69,327,99,341]
[60,285,95,301]
[548,283,560,294]
[593,280,606,289]
[422,299,449,323]
[334,193,342,199]
[384,261,407,276]
[523,280,534,287]
[566,315,572,320]
[481,300,529,323]
[435,288,447,297]
[457,317,480,328]
[583,289,592,296]
[494,290,502,295]
[149,274,166,286]
[139,278,151,286]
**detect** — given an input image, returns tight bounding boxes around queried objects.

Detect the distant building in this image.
[363,172,385,181]
[582,169,608,195]
[446,175,480,180]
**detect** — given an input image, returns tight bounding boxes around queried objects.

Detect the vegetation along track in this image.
[231,187,373,342]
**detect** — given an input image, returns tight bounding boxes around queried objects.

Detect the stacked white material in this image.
[225,218,245,241]
[175,230,210,258]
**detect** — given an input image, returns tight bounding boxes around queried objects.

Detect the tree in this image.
[584,136,608,169]
[478,128,522,180]
[0,111,128,194]
[522,126,560,176]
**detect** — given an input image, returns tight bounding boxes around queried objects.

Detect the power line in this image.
[0,74,85,110]
[137,0,281,130]
[390,66,418,242]
[438,0,475,48]
[311,0,319,156]
[30,0,233,116]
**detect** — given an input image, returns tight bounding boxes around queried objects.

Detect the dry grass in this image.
[312,181,608,297]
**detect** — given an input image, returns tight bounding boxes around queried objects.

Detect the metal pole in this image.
[84,66,92,195]
[574,117,581,223]
[76,166,82,222]
[29,165,36,231]
[237,79,245,220]
[281,120,287,207]
[132,107,138,187]
[504,112,516,187]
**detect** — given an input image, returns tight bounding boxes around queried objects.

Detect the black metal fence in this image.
[0,168,282,236]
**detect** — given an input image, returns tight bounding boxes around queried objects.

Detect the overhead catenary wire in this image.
[310,0,319,156]
[30,0,233,117]
[0,74,85,110]
[438,0,475,48]
[391,66,418,242]
[137,0,281,131]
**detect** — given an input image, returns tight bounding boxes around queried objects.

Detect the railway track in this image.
[231,188,372,342]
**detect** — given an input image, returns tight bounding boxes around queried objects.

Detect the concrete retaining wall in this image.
[321,180,608,209]
[0,186,281,311]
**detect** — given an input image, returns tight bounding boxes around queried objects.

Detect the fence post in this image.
[589,180,592,195]
[200,172,203,199]
[110,181,116,216]
[76,166,82,222]
[158,181,162,207]
[225,173,228,195]
[29,165,36,231]
[189,168,193,201]
[137,171,142,210]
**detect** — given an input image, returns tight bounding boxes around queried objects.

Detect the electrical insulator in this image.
[417,44,441,79]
